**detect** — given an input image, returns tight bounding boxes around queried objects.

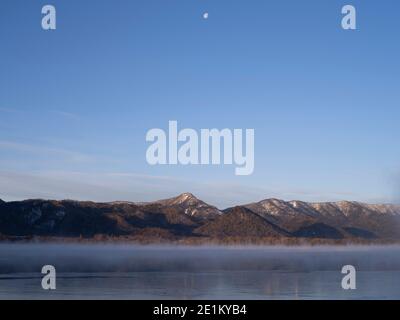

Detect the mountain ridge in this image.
[0,193,399,243]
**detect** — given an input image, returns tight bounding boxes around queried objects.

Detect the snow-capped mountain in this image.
[0,194,399,242]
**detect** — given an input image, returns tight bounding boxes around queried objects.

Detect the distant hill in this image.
[195,206,290,238]
[150,193,222,220]
[0,194,399,244]
[244,198,400,239]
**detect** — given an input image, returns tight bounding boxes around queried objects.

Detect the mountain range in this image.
[1,193,399,243]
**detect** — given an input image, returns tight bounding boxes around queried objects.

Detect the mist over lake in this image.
[0,244,400,299]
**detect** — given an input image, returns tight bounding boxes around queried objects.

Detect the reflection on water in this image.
[0,244,399,299]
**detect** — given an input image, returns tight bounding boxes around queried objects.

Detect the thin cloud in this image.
[0,170,388,208]
[0,171,184,204]
[0,107,81,120]
[0,140,93,163]
[50,110,81,121]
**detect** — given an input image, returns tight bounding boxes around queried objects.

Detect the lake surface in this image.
[0,244,399,300]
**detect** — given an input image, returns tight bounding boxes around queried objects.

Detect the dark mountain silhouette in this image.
[0,194,399,243]
[195,206,289,238]
[293,223,344,239]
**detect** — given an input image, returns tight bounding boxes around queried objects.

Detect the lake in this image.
[0,244,399,300]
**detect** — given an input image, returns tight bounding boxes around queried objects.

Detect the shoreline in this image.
[1,235,399,246]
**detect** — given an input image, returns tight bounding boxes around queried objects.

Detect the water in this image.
[0,244,399,300]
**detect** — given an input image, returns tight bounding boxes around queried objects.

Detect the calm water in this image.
[0,244,399,300]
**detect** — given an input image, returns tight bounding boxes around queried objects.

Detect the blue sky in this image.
[0,0,399,207]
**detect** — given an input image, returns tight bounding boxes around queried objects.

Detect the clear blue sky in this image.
[1,0,399,207]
